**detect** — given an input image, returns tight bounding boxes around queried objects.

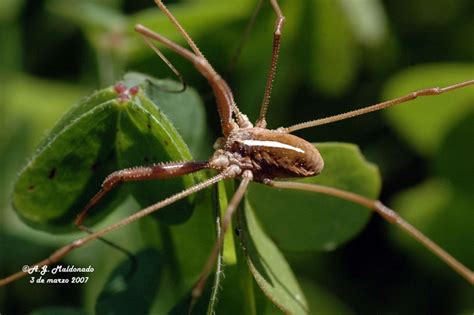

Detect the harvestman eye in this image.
[1,0,473,312]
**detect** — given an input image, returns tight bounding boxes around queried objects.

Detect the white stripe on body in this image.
[239,139,305,153]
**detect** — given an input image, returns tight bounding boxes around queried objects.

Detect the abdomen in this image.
[227,128,324,180]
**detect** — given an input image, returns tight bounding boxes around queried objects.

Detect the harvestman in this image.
[1,0,473,304]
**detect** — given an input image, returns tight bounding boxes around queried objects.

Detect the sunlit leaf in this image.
[310,0,358,96]
[208,180,255,315]
[12,94,126,231]
[12,75,200,231]
[241,200,308,315]
[114,87,196,224]
[248,143,380,251]
[339,0,387,47]
[382,63,474,155]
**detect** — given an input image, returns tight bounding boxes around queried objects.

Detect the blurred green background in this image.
[0,0,473,314]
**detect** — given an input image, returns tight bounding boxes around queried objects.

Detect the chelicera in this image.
[1,0,472,308]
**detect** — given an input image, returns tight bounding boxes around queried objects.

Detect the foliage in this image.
[6,75,380,313]
[0,0,472,314]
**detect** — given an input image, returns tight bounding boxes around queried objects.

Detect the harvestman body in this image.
[1,0,473,307]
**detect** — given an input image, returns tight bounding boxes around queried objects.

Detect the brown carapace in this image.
[210,127,324,180]
[0,0,473,310]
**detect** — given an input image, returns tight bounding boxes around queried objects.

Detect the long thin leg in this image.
[75,161,208,226]
[265,180,474,284]
[138,0,252,134]
[77,224,138,282]
[255,0,285,128]
[135,24,238,136]
[282,79,474,133]
[190,170,253,312]
[139,33,187,93]
[0,171,231,287]
[152,0,248,127]
[153,0,205,59]
[74,161,208,274]
[74,162,208,274]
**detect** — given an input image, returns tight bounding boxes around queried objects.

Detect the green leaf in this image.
[91,167,215,315]
[12,96,125,232]
[248,143,380,251]
[115,87,196,224]
[390,112,474,273]
[142,188,216,314]
[310,0,358,96]
[123,72,209,159]
[389,179,474,273]
[339,0,388,47]
[241,200,308,315]
[96,248,163,315]
[12,75,198,231]
[35,88,118,151]
[382,63,474,155]
[212,180,258,315]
